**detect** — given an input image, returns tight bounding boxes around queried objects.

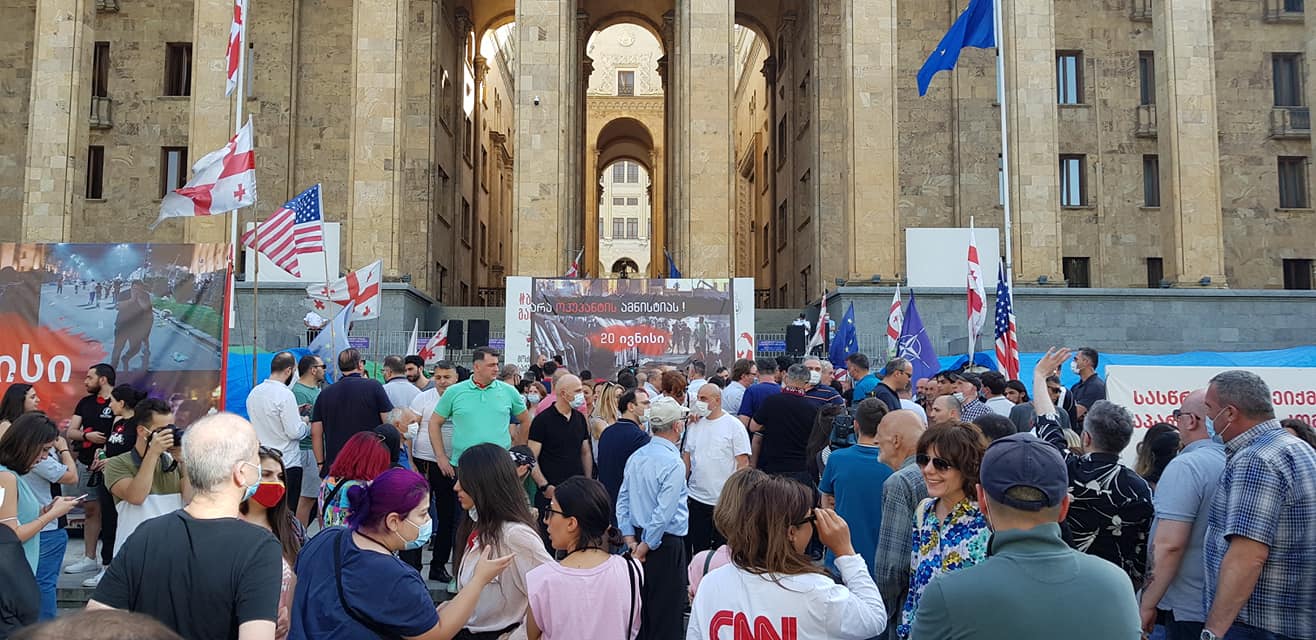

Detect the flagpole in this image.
[250,206,260,386]
[993,0,1015,288]
[227,1,248,332]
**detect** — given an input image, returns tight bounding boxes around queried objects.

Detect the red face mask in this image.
[250,482,286,509]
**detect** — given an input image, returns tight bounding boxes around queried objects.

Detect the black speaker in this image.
[785,325,807,356]
[446,320,465,351]
[468,319,490,349]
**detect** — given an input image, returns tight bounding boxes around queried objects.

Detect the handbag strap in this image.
[623,552,643,640]
[702,545,721,577]
[333,528,402,640]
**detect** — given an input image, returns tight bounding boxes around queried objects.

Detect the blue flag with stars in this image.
[666,250,682,279]
[828,303,860,370]
[917,0,996,96]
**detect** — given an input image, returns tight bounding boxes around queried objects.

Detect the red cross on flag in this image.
[307,259,382,321]
[225,0,247,97]
[153,117,256,228]
[417,321,449,364]
[966,228,987,346]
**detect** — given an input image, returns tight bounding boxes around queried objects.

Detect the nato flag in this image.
[896,292,940,383]
[917,0,996,96]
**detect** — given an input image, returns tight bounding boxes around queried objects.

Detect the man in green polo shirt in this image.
[428,346,532,478]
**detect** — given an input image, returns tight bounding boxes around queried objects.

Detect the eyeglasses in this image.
[1172,409,1197,421]
[916,454,956,472]
[792,511,817,527]
[541,507,567,522]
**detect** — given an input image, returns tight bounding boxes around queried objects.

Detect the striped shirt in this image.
[1203,419,1316,639]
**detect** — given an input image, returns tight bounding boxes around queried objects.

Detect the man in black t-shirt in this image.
[63,363,117,576]
[751,364,820,483]
[90,413,282,640]
[528,374,592,488]
[310,348,392,476]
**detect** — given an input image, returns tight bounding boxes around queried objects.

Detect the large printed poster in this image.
[505,278,755,380]
[0,243,229,424]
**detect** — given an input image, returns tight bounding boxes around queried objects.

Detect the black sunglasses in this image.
[258,445,283,460]
[792,511,817,527]
[541,507,567,522]
[916,454,956,472]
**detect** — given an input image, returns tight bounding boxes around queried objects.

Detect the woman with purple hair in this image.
[289,468,514,640]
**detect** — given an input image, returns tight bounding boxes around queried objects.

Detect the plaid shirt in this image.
[1034,412,1153,588]
[960,398,991,422]
[1204,419,1316,639]
[875,455,929,640]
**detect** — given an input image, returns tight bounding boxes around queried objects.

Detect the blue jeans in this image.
[1224,622,1298,640]
[35,529,68,620]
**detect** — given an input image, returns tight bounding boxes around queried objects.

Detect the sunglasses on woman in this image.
[792,511,817,527]
[916,454,956,472]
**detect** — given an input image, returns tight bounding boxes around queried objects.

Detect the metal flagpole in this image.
[993,0,1015,287]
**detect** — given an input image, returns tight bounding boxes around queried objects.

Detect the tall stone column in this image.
[844,0,899,282]
[185,0,234,245]
[471,54,487,288]
[677,0,734,277]
[346,0,404,276]
[1002,0,1063,284]
[1155,0,1226,285]
[514,0,576,275]
[660,11,679,277]
[22,0,96,243]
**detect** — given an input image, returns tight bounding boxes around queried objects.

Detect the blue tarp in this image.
[225,348,310,418]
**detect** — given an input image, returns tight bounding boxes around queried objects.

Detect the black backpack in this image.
[829,407,857,451]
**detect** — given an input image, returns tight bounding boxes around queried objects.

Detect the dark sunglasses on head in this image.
[258,445,283,459]
[916,453,956,472]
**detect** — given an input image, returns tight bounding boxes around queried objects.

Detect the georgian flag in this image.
[307,260,382,321]
[966,229,987,347]
[153,117,256,227]
[417,321,449,364]
[886,287,904,360]
[805,290,830,354]
[225,0,247,97]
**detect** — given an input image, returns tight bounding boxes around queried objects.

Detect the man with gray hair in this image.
[1200,370,1316,640]
[801,356,845,407]
[89,414,282,640]
[750,364,821,485]
[1030,348,1153,589]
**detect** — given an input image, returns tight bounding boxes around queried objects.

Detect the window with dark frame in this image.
[626,197,638,206]
[617,70,635,96]
[626,162,639,184]
[1063,257,1091,288]
[627,218,639,239]
[1060,155,1086,207]
[776,200,788,250]
[86,146,105,200]
[160,147,188,197]
[1138,51,1155,106]
[1283,258,1313,289]
[1273,53,1304,107]
[776,117,788,166]
[1146,257,1164,288]
[1143,154,1161,207]
[92,42,110,98]
[463,118,473,162]
[164,43,192,97]
[461,199,471,246]
[612,197,625,206]
[613,163,625,183]
[1279,156,1309,208]
[612,218,624,238]
[1056,51,1082,104]
[1284,0,1305,14]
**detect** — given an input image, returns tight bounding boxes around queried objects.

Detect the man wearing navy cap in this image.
[909,431,1142,639]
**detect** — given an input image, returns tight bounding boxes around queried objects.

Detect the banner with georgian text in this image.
[504,277,755,380]
[1105,364,1316,465]
[0,243,229,426]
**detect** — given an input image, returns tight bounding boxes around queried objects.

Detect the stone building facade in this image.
[3,0,1315,309]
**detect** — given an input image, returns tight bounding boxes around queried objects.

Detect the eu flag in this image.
[917,0,996,96]
[665,250,682,279]
[896,292,941,383]
[828,303,860,371]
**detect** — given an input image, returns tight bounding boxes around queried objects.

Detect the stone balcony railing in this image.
[1130,0,1153,21]
[1270,106,1311,139]
[1134,104,1157,138]
[89,96,113,129]
[95,0,119,11]
[1263,0,1305,23]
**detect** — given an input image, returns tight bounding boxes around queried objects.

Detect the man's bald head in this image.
[181,413,259,495]
[877,409,927,468]
[555,374,583,404]
[1176,389,1211,444]
[930,394,962,426]
[697,383,723,415]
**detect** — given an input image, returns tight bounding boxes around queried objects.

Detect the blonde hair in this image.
[592,381,621,425]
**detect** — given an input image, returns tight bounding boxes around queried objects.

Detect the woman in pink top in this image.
[525,477,642,640]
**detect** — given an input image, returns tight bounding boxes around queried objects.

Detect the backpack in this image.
[829,407,857,451]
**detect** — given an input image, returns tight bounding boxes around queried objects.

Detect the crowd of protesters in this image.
[0,340,1313,640]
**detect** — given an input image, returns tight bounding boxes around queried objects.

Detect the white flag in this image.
[886,287,904,361]
[153,118,256,227]
[307,260,382,321]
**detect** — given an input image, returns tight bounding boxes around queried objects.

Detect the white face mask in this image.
[808,370,821,386]
[693,400,711,418]
[526,393,542,404]
[953,391,965,403]
[1069,360,1081,374]
[468,507,479,522]
[570,392,587,409]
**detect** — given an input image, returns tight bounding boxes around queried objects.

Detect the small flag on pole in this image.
[153,117,256,227]
[307,260,382,321]
[418,321,449,364]
[564,249,583,278]
[897,291,940,383]
[405,318,420,357]
[885,287,904,361]
[665,250,682,279]
[308,301,354,383]
[239,184,324,278]
[994,262,1020,379]
[967,228,987,350]
[805,290,830,355]
[829,303,859,370]
[917,0,996,96]
[225,0,248,97]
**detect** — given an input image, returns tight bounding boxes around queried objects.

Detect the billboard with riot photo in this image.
[0,243,228,424]
[504,277,756,380]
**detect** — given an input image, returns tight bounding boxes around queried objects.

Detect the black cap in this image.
[980,433,1069,511]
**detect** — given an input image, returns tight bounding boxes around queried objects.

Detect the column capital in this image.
[761,56,777,84]
[455,8,472,37]
[582,55,594,77]
[473,55,489,82]
[656,56,668,90]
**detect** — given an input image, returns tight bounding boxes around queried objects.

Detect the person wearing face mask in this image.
[451,444,553,639]
[681,384,751,558]
[247,352,310,513]
[802,356,846,407]
[751,365,826,484]
[100,398,191,583]
[289,467,514,640]
[240,447,304,640]
[89,414,285,640]
[528,374,592,516]
[616,395,690,640]
[596,389,652,518]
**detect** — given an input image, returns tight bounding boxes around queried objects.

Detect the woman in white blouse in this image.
[451,443,553,640]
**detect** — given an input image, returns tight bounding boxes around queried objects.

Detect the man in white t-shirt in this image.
[681,384,750,558]
[402,360,459,583]
[686,360,709,406]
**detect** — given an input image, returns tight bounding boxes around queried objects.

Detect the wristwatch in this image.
[1200,631,1220,640]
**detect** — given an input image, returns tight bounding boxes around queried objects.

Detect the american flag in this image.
[994,261,1019,379]
[241,184,325,278]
